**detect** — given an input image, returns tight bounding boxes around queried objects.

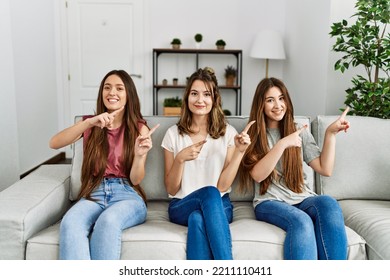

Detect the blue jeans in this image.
[169,186,233,260]
[59,178,147,260]
[254,195,347,260]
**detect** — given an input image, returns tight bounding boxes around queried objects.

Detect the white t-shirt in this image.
[161,124,237,199]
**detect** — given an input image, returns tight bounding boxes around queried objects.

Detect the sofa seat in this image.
[26,200,366,260]
[340,200,390,260]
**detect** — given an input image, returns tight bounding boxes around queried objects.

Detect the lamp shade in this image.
[250,30,286,60]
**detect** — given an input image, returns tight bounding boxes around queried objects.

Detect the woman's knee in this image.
[60,214,89,237]
[317,195,339,208]
[201,186,220,196]
[188,210,206,231]
[290,212,315,238]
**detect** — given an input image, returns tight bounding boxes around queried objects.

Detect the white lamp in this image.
[250,30,286,78]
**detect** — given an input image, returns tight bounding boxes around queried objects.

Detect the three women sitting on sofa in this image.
[51,68,350,260]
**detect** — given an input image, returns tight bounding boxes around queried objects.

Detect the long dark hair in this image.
[239,77,304,195]
[78,70,147,202]
[177,67,226,138]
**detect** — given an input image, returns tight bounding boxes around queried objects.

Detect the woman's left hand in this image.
[327,107,350,134]
[135,124,160,157]
[235,120,255,152]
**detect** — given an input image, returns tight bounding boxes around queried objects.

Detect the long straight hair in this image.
[78,70,147,202]
[177,67,226,138]
[239,77,304,195]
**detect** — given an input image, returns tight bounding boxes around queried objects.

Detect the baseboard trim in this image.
[20,152,67,179]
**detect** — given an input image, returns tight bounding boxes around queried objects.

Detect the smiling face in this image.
[187,79,213,116]
[264,86,286,128]
[102,74,127,112]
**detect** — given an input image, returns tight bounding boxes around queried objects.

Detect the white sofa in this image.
[2,115,383,260]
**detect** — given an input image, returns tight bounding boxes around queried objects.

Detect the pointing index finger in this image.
[193,140,207,147]
[242,120,256,134]
[110,106,125,117]
[145,124,160,137]
[297,124,308,134]
[340,106,350,118]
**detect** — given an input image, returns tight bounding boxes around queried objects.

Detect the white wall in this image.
[1,0,359,189]
[0,0,60,189]
[283,0,331,119]
[146,0,286,116]
[0,0,20,191]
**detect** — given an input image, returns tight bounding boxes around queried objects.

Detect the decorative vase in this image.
[172,44,180,50]
[225,75,235,86]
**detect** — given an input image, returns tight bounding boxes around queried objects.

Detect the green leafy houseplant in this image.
[329,0,390,119]
[163,96,182,107]
[171,38,182,49]
[163,96,182,116]
[215,39,226,49]
[194,33,203,43]
[224,65,237,78]
[224,65,237,86]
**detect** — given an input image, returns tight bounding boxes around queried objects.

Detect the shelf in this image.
[154,85,240,90]
[153,48,242,55]
[152,48,242,115]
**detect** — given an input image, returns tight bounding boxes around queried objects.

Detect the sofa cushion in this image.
[25,200,366,260]
[339,200,390,260]
[312,116,390,200]
[0,165,71,259]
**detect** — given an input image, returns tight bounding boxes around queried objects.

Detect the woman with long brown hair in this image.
[162,67,254,259]
[50,70,158,259]
[240,77,349,260]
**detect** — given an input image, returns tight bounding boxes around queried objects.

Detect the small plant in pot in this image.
[163,96,182,116]
[216,39,226,50]
[329,0,390,119]
[171,38,182,49]
[194,33,203,49]
[224,65,237,86]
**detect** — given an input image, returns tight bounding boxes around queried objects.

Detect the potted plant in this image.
[329,0,390,119]
[194,33,203,49]
[170,38,182,49]
[163,96,182,116]
[224,65,237,86]
[215,39,226,50]
[223,109,232,116]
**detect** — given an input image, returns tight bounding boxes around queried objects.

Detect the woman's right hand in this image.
[175,140,207,163]
[87,106,124,129]
[281,125,307,148]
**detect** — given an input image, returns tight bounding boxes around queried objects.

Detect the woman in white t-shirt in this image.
[161,67,254,260]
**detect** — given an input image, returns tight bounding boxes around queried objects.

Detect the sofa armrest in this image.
[0,164,71,259]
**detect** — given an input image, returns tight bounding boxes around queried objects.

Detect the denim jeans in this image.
[168,186,233,260]
[59,178,147,260]
[254,195,347,260]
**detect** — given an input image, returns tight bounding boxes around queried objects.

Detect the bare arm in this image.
[309,107,350,176]
[49,119,91,149]
[217,121,255,192]
[49,107,125,149]
[130,124,159,186]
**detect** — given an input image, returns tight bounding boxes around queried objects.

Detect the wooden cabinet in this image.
[152,48,242,115]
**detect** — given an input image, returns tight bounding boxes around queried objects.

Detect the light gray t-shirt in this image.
[253,125,321,208]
